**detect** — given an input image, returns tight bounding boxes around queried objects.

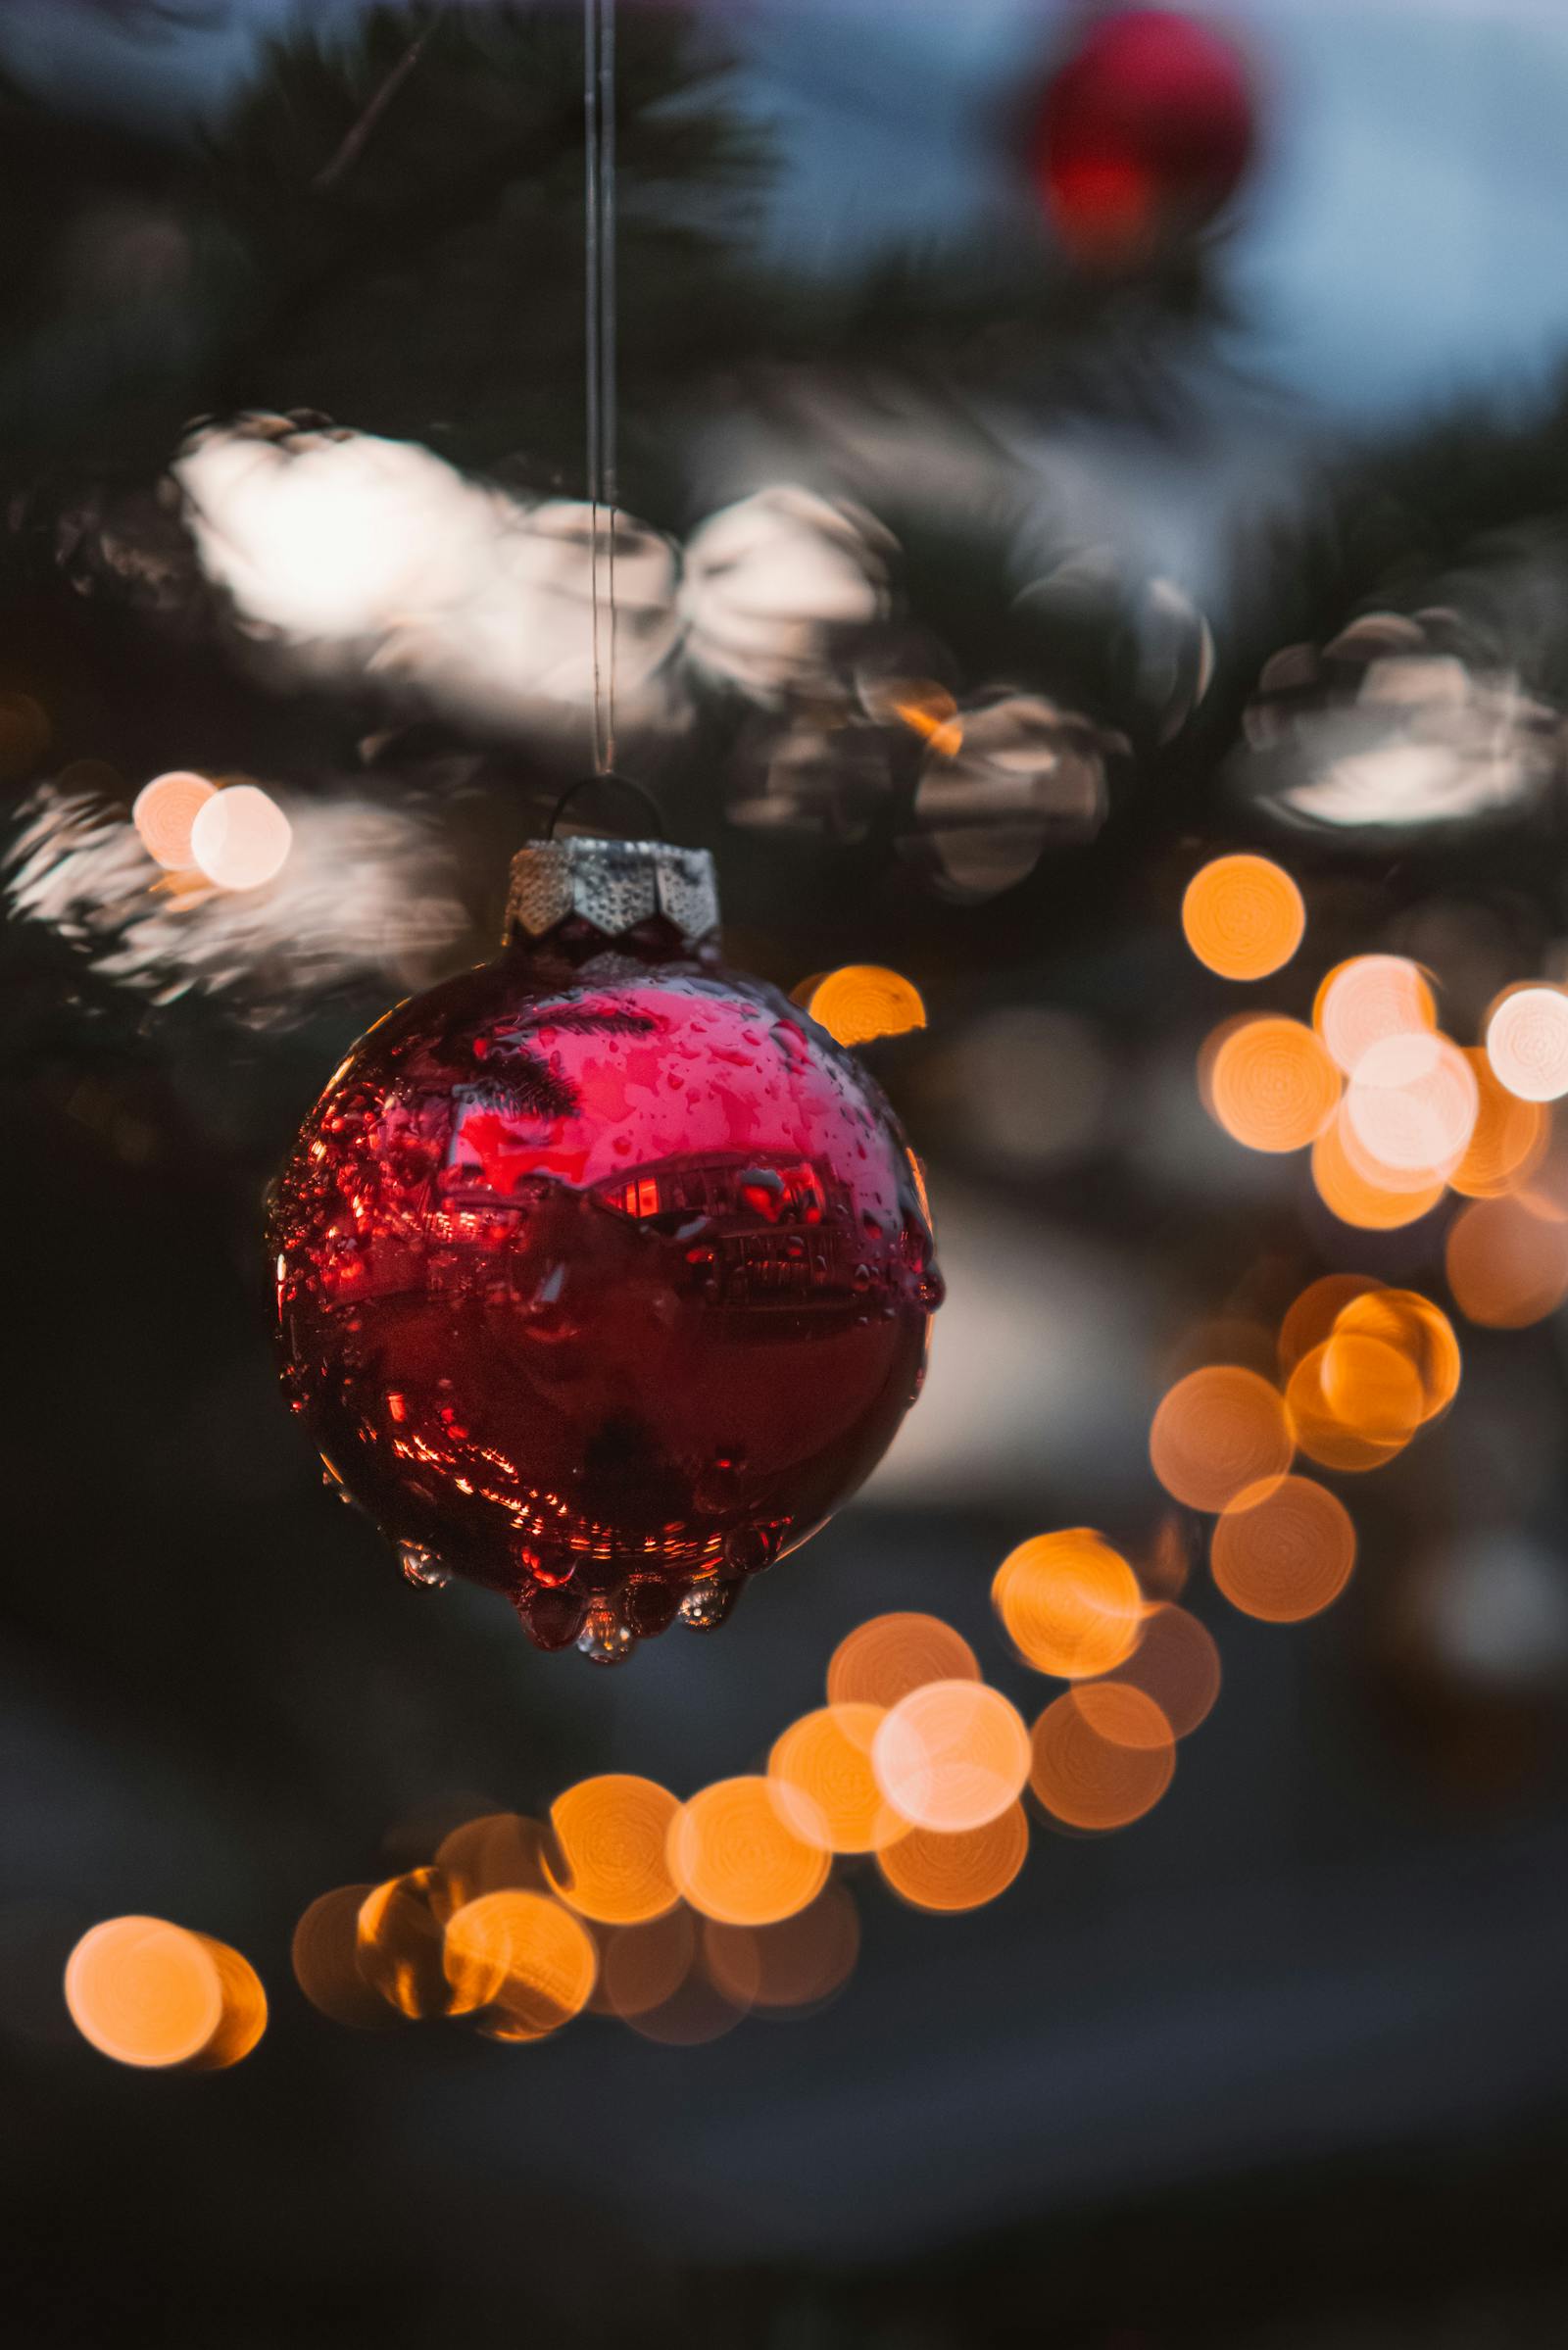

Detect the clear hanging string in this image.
[584,0,618,776]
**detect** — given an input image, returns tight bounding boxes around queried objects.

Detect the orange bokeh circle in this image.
[992,1529,1144,1679]
[1206,1016,1342,1153]
[826,1612,981,1709]
[1029,1686,1176,1831]
[876,1803,1031,1912]
[1149,1364,1295,1513]
[1210,1475,1356,1621]
[666,1778,830,1927]
[1181,854,1305,981]
[544,1775,681,1925]
[768,1704,906,1853]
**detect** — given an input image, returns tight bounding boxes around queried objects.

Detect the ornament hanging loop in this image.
[546,770,669,843]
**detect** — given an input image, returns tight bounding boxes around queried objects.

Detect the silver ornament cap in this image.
[504,836,720,951]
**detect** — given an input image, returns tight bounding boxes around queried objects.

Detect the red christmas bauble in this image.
[1030,8,1255,268]
[270,838,941,1658]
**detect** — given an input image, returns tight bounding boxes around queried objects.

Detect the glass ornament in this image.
[270,835,941,1658]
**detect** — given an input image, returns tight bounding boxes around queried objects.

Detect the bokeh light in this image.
[1029,1686,1176,1831]
[826,1612,980,1708]
[1332,1288,1460,1424]
[1446,1193,1568,1327]
[1485,984,1568,1102]
[1210,1476,1356,1621]
[9,778,466,1017]
[869,676,963,759]
[193,1939,270,2071]
[667,1778,830,1927]
[188,781,292,890]
[1149,1364,1295,1512]
[703,1883,860,2012]
[131,769,217,870]
[443,1891,597,2037]
[1181,853,1305,980]
[1285,1334,1424,1471]
[1311,1106,1446,1230]
[292,1885,402,2031]
[1143,1510,1196,1602]
[1342,1030,1477,1179]
[1313,955,1437,1075]
[1278,1274,1385,1378]
[65,1916,265,2070]
[807,964,927,1048]
[357,1868,471,2020]
[1095,1603,1221,1738]
[618,1960,749,2047]
[876,1802,1030,1912]
[66,1916,220,2068]
[1205,1015,1341,1152]
[434,1811,551,1913]
[767,1704,906,1853]
[544,1775,680,1924]
[1451,1048,1548,1197]
[594,1906,697,2022]
[872,1680,1032,1833]
[992,1529,1144,1678]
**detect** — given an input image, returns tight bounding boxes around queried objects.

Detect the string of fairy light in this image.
[64,844,1568,2068]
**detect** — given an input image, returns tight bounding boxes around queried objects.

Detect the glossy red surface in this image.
[270,928,940,1655]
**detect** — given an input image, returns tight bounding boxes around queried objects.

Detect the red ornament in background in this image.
[1030,8,1256,269]
[270,837,942,1660]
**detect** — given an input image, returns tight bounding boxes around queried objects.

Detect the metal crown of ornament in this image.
[505,836,720,950]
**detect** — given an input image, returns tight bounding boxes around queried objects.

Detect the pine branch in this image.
[312,9,445,194]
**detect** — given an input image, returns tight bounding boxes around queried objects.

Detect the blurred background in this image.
[9,1,1568,2342]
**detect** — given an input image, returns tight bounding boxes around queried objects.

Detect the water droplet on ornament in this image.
[399,1542,451,1590]
[518,1585,590,1651]
[624,1577,680,1638]
[578,1607,637,1667]
[724,1523,781,1577]
[851,1263,871,1294]
[680,1580,741,1632]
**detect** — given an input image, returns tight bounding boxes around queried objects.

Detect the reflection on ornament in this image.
[270,835,941,1657]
